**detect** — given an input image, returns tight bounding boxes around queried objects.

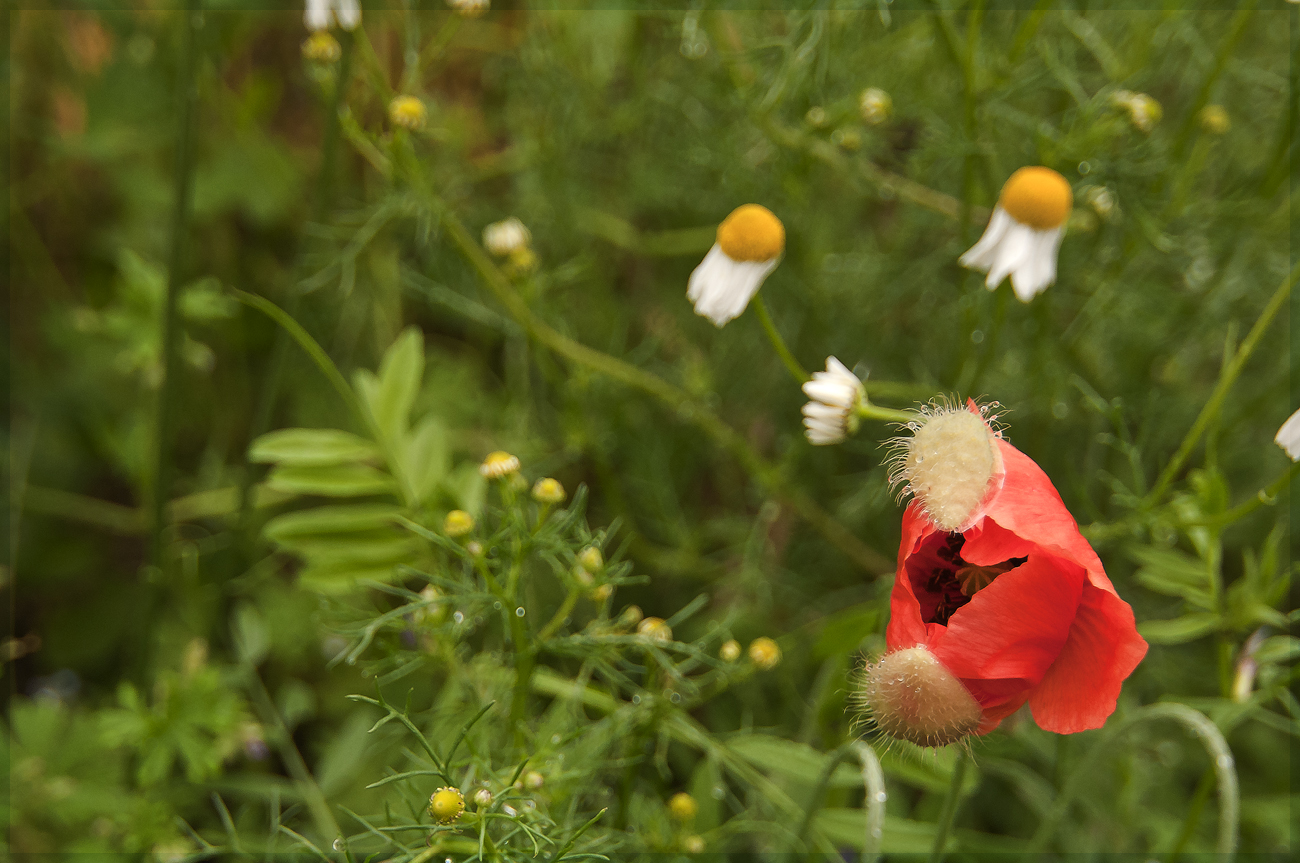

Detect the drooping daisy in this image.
[305,0,361,31]
[959,166,1073,302]
[801,356,864,445]
[1274,408,1300,460]
[687,204,785,327]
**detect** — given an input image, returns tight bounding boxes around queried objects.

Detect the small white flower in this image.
[483,217,531,256]
[859,88,892,125]
[1274,408,1300,460]
[960,166,1072,303]
[801,357,864,445]
[305,0,361,32]
[688,204,785,327]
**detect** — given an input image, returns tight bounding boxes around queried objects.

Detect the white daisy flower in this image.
[801,357,864,445]
[483,217,531,256]
[687,204,785,327]
[959,166,1073,303]
[1274,408,1300,460]
[305,0,361,32]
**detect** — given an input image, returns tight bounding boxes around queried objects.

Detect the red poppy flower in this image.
[882,426,1148,736]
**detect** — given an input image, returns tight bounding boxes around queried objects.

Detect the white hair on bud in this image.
[886,398,1004,531]
[854,646,982,748]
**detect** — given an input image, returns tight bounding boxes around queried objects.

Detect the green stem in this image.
[855,402,915,425]
[537,588,580,642]
[927,748,969,863]
[238,33,355,525]
[149,0,201,567]
[1170,3,1256,162]
[436,208,892,575]
[1146,261,1300,505]
[1027,704,1238,858]
[246,665,342,844]
[753,294,808,383]
[1191,460,1300,528]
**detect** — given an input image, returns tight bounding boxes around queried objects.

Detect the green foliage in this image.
[9,4,1298,861]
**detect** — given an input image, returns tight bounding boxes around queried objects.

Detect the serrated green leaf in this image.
[249,428,380,466]
[266,464,397,497]
[404,416,449,505]
[367,327,424,444]
[297,562,406,593]
[726,734,860,787]
[264,504,403,542]
[1138,613,1219,644]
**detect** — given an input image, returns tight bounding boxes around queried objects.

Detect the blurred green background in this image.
[5,2,1297,859]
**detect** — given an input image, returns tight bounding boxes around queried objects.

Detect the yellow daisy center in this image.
[998,167,1072,230]
[429,787,465,822]
[716,204,785,262]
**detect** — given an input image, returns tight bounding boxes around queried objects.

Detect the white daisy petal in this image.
[687,244,777,327]
[799,356,864,446]
[335,0,362,29]
[305,0,332,30]
[959,208,1013,272]
[1275,408,1300,460]
[960,200,1068,302]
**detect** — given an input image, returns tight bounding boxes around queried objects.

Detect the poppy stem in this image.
[927,748,969,863]
[752,295,809,383]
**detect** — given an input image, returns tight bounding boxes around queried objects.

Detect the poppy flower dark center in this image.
[910,532,1027,625]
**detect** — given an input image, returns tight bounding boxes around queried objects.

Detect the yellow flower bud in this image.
[579,547,604,572]
[638,617,673,643]
[301,31,341,63]
[683,835,706,853]
[532,477,566,504]
[668,792,698,821]
[524,770,545,789]
[480,451,521,479]
[444,510,474,538]
[429,787,465,822]
[719,639,741,662]
[389,95,427,131]
[748,637,781,670]
[473,787,493,807]
[1198,104,1229,135]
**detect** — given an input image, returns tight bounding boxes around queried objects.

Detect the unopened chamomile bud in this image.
[579,547,604,572]
[683,836,706,854]
[466,541,484,558]
[638,617,672,643]
[593,584,613,601]
[719,639,741,662]
[444,510,474,537]
[748,637,781,670]
[532,477,565,504]
[574,567,594,587]
[473,788,493,807]
[480,451,520,479]
[523,770,545,789]
[668,792,698,821]
[429,787,465,822]
[857,646,981,747]
[620,605,643,627]
[1198,104,1229,135]
[389,95,427,131]
[302,31,341,63]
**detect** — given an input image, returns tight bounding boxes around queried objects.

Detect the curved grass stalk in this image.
[753,295,809,384]
[854,742,887,863]
[1146,260,1300,505]
[1027,703,1239,858]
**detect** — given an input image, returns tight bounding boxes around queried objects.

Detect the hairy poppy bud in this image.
[888,400,1003,532]
[858,647,982,747]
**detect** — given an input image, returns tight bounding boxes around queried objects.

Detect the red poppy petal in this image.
[886,504,939,650]
[985,440,1105,579]
[931,552,1085,684]
[1028,582,1149,733]
[960,518,1037,566]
